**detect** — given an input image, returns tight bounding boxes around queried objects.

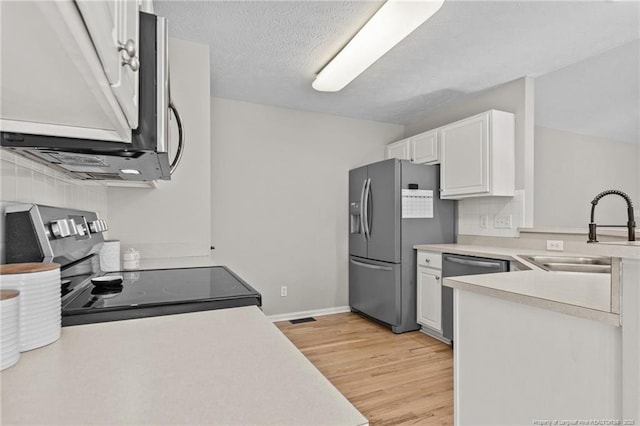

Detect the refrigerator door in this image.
[348,166,368,258]
[349,256,401,326]
[366,159,401,263]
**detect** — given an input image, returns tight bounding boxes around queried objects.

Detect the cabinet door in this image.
[417,266,442,331]
[0,1,132,142]
[385,139,411,161]
[440,112,490,197]
[411,130,439,164]
[76,0,139,129]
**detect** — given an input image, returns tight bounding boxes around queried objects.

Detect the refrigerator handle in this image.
[366,178,372,238]
[350,259,393,271]
[359,179,367,241]
[363,178,371,240]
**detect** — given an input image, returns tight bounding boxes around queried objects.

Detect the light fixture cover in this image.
[120,169,141,175]
[312,0,445,92]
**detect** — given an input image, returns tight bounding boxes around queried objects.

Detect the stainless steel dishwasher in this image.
[442,253,509,342]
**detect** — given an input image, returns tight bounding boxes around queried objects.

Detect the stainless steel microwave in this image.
[0,12,183,182]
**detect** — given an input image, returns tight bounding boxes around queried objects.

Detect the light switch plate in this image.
[480,215,489,228]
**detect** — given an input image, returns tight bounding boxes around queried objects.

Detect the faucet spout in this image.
[588,189,636,243]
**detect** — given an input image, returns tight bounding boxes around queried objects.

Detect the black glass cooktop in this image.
[62,266,262,326]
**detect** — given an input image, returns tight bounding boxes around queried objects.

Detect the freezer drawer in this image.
[349,256,401,326]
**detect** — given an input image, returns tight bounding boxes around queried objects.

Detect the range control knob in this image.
[88,220,108,233]
[50,219,77,239]
[89,220,102,233]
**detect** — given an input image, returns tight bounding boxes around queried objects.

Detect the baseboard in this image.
[267,306,351,322]
[420,327,452,345]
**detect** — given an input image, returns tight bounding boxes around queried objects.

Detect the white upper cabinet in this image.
[410,130,439,164]
[385,129,439,164]
[0,0,140,142]
[76,0,140,129]
[440,110,514,199]
[385,138,411,161]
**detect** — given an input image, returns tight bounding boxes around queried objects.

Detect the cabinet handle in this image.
[122,56,140,72]
[118,39,137,58]
[435,276,440,280]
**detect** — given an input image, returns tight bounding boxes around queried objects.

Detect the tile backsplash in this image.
[457,190,525,238]
[0,149,108,262]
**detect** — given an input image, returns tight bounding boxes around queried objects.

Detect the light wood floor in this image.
[275,313,453,426]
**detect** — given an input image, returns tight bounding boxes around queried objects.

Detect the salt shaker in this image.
[122,248,140,270]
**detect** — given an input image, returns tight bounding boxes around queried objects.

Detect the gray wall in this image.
[107,38,211,258]
[210,97,403,316]
[534,126,639,227]
[534,40,640,228]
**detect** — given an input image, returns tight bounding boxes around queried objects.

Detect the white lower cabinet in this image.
[416,251,443,333]
[417,266,442,331]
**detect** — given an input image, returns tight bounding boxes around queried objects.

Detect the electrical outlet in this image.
[480,215,489,228]
[546,240,564,251]
[280,286,287,297]
[494,215,512,229]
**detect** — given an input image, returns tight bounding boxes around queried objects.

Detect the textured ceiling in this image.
[154,0,640,128]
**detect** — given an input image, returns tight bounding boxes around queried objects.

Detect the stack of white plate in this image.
[0,263,61,352]
[1,289,20,370]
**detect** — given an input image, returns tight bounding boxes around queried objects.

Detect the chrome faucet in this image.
[588,189,636,242]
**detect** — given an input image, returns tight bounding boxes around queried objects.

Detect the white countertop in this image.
[414,243,620,326]
[414,243,538,263]
[444,270,618,326]
[0,306,368,425]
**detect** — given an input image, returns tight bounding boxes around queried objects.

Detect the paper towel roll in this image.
[100,240,121,272]
[0,263,61,352]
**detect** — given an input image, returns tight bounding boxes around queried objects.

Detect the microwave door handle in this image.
[169,101,184,175]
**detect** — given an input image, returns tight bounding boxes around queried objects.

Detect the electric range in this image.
[5,204,261,326]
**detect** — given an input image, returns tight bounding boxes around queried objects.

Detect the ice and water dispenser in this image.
[350,201,362,234]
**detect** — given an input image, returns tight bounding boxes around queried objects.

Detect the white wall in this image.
[0,150,109,262]
[405,77,535,236]
[107,38,211,258]
[534,126,640,228]
[210,98,403,316]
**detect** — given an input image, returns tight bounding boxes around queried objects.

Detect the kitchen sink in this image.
[519,255,611,274]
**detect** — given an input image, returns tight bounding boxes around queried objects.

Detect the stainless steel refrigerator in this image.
[349,159,455,333]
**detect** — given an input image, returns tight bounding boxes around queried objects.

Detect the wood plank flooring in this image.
[275,313,453,426]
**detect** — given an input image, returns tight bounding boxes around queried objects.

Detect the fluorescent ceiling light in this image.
[120,169,141,175]
[312,0,445,92]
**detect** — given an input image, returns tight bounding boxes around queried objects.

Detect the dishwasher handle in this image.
[443,255,503,269]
